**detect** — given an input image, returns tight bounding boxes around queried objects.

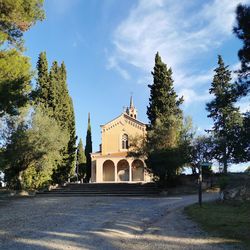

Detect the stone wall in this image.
[223,174,250,201]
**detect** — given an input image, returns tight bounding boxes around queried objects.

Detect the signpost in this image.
[198,162,212,207]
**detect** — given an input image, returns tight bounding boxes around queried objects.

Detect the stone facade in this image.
[91,98,152,183]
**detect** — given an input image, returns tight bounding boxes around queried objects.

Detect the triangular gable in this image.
[100,113,124,127]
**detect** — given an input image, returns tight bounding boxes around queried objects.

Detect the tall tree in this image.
[233,112,250,162]
[35,51,49,109]
[35,58,76,184]
[85,113,92,182]
[0,0,45,50]
[233,4,250,162]
[49,61,76,183]
[206,55,243,173]
[76,139,86,181]
[0,50,32,117]
[234,4,250,96]
[66,97,77,178]
[146,52,184,185]
[147,52,183,130]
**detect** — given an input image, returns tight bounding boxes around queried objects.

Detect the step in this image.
[36,183,161,197]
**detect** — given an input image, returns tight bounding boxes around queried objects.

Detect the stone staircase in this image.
[36,183,161,197]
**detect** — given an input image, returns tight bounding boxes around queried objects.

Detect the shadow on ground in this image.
[0,195,243,250]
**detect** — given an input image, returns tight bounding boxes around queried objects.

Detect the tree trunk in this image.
[16,171,23,190]
[223,148,228,174]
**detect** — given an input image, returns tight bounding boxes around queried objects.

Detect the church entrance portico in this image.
[94,157,149,183]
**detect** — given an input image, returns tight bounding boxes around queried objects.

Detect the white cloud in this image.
[174,70,213,88]
[106,56,131,80]
[178,88,211,106]
[107,0,250,103]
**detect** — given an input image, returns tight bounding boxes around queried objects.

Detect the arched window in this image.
[122,134,129,149]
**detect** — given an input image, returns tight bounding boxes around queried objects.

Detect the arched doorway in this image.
[132,159,144,181]
[103,160,115,181]
[117,159,129,181]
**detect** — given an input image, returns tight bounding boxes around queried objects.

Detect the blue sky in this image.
[24,0,250,171]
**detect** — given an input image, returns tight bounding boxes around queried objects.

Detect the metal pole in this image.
[76,164,79,183]
[198,163,202,207]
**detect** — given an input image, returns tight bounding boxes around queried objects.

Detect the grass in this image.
[185,201,250,249]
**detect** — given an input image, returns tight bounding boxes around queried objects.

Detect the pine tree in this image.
[0,0,45,116]
[85,113,92,182]
[76,139,86,181]
[234,4,250,96]
[0,0,45,50]
[233,4,250,162]
[146,52,184,185]
[206,55,243,173]
[0,50,32,117]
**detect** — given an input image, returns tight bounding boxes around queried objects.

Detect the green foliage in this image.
[0,0,45,50]
[3,108,68,189]
[50,62,77,183]
[234,4,250,96]
[146,52,185,185]
[206,55,243,173]
[34,51,49,108]
[0,49,32,117]
[35,55,77,184]
[147,52,183,130]
[189,136,214,175]
[85,113,92,182]
[233,112,250,162]
[76,139,86,180]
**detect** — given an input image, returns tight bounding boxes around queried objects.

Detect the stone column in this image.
[129,162,132,182]
[115,162,117,182]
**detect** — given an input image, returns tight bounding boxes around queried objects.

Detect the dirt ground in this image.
[0,193,244,250]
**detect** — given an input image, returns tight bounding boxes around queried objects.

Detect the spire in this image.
[130,95,134,108]
[126,96,137,119]
[87,112,91,130]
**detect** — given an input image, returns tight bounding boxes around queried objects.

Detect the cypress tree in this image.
[147,52,183,129]
[35,52,49,109]
[85,113,92,182]
[51,62,76,183]
[67,97,77,177]
[146,52,184,185]
[76,139,86,181]
[206,55,243,173]
[35,56,76,183]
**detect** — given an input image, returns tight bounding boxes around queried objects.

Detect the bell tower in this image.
[126,96,137,119]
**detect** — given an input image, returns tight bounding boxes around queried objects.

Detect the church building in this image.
[91,97,152,183]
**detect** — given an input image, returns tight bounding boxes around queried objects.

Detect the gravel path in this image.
[0,193,244,250]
